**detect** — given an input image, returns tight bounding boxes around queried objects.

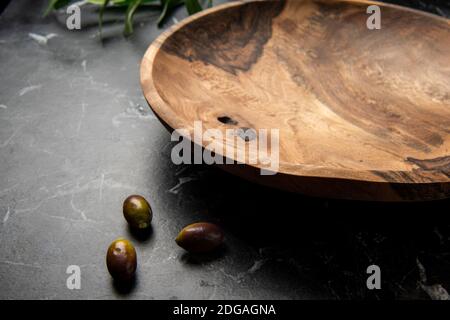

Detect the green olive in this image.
[106,238,137,281]
[175,222,224,253]
[123,195,152,229]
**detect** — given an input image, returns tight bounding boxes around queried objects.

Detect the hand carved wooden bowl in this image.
[141,0,450,201]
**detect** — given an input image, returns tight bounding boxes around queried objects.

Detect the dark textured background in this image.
[0,0,449,300]
[384,0,449,17]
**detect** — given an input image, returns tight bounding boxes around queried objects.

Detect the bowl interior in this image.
[149,0,450,180]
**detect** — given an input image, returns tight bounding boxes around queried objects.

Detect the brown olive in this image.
[106,238,137,281]
[123,195,152,229]
[175,222,224,253]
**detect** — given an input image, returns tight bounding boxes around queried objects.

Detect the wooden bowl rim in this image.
[140,0,450,184]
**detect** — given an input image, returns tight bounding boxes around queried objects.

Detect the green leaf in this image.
[185,0,202,15]
[43,0,69,17]
[88,0,156,6]
[44,0,212,35]
[123,0,144,36]
[157,0,183,27]
[157,0,171,27]
[98,0,111,36]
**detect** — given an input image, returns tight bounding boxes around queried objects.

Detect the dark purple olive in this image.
[175,222,224,253]
[123,195,152,229]
[106,238,137,281]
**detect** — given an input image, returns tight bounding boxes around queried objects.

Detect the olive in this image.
[175,222,224,253]
[123,195,152,229]
[106,238,137,281]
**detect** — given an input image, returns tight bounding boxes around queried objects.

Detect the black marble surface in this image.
[0,0,449,300]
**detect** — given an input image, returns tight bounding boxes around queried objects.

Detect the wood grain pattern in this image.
[141,0,450,201]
